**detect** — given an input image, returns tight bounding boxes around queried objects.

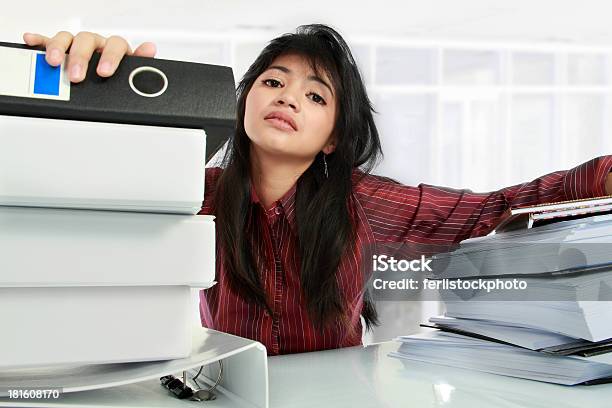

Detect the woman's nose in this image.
[275,90,299,111]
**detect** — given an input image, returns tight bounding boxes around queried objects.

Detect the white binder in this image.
[0,207,216,286]
[0,207,217,367]
[0,328,269,408]
[0,115,206,214]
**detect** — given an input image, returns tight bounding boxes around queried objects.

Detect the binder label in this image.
[0,46,70,101]
[33,54,61,96]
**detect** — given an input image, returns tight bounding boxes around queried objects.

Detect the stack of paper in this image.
[442,301,612,342]
[429,213,612,341]
[393,208,612,385]
[431,213,612,278]
[390,331,612,385]
[426,316,579,350]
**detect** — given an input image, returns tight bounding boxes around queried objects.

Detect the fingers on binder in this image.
[0,41,236,162]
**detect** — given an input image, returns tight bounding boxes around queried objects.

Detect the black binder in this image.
[0,41,236,162]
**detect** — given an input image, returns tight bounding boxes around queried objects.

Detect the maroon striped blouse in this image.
[198,156,612,355]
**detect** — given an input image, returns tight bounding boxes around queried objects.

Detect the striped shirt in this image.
[198,155,612,355]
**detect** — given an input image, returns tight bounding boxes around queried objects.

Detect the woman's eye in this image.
[307,92,326,105]
[263,79,282,87]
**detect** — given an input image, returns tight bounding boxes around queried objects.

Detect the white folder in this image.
[0,286,197,368]
[0,115,206,214]
[0,207,217,367]
[0,207,216,286]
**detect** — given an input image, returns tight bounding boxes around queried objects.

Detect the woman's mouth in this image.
[265,117,297,132]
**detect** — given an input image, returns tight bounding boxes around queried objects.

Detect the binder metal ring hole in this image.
[128,66,168,98]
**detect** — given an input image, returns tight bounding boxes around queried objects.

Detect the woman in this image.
[24,25,612,355]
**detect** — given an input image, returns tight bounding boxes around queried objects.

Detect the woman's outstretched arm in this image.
[355,155,612,245]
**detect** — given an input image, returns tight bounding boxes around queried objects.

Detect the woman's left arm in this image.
[356,155,612,245]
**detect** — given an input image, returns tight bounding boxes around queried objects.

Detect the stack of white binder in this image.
[0,115,216,368]
[391,202,612,385]
[0,44,272,406]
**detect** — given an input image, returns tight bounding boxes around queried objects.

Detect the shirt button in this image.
[274,207,282,215]
[264,310,270,317]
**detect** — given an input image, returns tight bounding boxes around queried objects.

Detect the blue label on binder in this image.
[33,54,61,96]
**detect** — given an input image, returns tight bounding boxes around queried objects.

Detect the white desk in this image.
[5,341,610,408]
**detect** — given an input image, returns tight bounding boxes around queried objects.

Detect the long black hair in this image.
[214,24,383,330]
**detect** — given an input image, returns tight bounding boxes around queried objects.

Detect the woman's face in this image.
[244,53,337,163]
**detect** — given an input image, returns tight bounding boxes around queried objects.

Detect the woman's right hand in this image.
[22,31,157,83]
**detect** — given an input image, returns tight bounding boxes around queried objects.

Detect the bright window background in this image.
[4,1,612,344]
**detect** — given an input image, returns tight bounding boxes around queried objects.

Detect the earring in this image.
[323,153,329,179]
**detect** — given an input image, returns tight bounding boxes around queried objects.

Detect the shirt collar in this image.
[250,179,298,234]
